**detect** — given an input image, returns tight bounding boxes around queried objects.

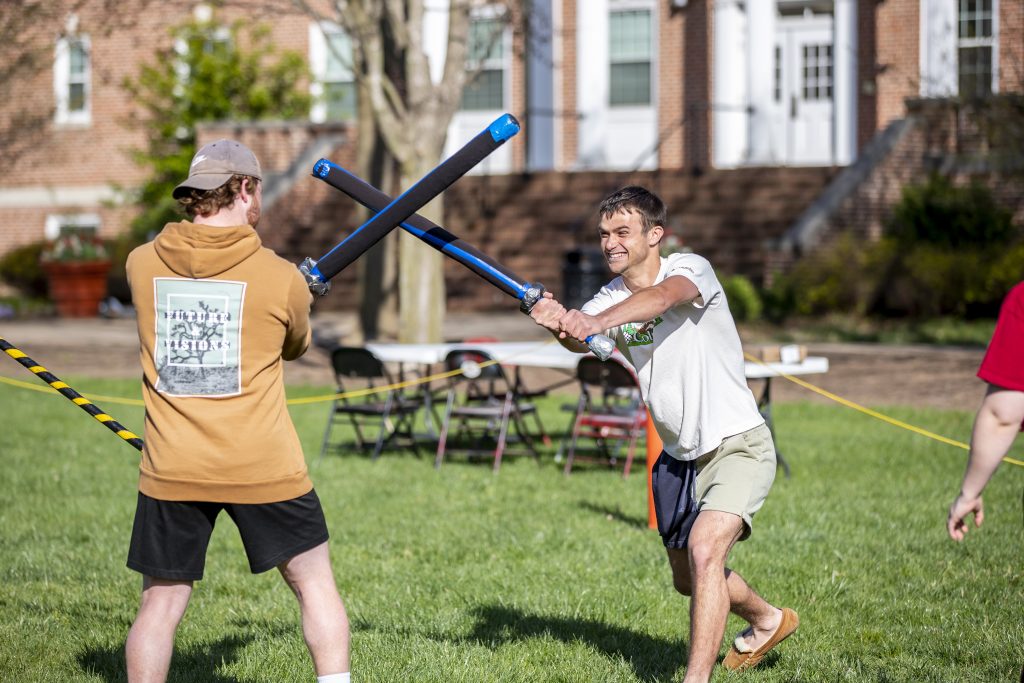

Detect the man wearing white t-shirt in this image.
[531,186,798,682]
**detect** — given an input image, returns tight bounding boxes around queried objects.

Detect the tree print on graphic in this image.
[167,300,229,367]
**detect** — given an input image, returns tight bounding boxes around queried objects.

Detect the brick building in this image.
[1,0,1020,308]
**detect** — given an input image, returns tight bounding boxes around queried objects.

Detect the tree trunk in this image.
[398,190,446,343]
[355,121,400,341]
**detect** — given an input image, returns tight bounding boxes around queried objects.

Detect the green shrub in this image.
[872,176,1021,318]
[766,234,883,318]
[720,274,762,321]
[887,173,1015,248]
[769,176,1021,320]
[983,242,1024,304]
[0,241,47,297]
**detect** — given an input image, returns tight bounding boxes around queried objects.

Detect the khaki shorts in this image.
[693,423,777,540]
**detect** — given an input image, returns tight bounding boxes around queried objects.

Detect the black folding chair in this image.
[318,347,423,461]
[434,349,547,472]
[559,355,646,477]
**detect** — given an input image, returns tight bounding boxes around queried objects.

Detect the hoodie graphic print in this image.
[155,277,246,396]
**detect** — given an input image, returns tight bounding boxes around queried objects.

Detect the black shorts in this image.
[127,489,329,581]
[651,451,699,549]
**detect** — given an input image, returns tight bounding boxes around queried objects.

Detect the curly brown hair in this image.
[176,175,259,218]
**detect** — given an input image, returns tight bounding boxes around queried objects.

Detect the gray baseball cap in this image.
[172,139,262,198]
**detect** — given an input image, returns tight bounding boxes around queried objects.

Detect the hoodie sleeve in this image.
[282,267,313,361]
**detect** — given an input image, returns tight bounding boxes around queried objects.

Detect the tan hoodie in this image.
[126,221,313,503]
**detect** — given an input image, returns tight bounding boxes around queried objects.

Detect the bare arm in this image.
[947,384,1024,541]
[558,275,700,343]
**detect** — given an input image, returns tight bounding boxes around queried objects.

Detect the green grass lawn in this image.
[0,377,1022,682]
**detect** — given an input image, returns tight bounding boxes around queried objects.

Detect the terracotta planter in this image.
[43,260,111,318]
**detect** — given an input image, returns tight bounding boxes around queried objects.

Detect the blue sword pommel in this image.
[313,159,331,178]
[299,257,330,296]
[488,113,520,143]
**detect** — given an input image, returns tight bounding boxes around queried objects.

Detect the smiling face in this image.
[598,208,663,277]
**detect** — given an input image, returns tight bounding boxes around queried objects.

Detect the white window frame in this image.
[460,8,512,112]
[54,34,91,126]
[309,21,356,123]
[44,213,101,240]
[957,0,1000,96]
[608,1,656,108]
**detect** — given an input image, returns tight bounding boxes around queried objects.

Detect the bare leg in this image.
[668,511,781,683]
[125,577,193,683]
[278,542,350,675]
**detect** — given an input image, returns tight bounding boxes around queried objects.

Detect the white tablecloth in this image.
[365,341,829,378]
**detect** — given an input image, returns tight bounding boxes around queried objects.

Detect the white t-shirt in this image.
[581,252,764,460]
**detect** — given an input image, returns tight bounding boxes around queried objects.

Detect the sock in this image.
[317,674,350,683]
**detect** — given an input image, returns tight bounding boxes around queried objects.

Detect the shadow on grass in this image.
[77,634,249,683]
[460,604,686,682]
[578,500,648,529]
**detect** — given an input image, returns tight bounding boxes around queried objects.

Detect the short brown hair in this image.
[176,175,258,218]
[598,186,667,234]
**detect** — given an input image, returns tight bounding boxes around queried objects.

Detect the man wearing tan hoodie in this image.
[124,140,350,683]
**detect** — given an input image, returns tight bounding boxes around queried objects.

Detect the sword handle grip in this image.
[299,257,330,296]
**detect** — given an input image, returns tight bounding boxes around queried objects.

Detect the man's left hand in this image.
[947,493,984,541]
[559,310,604,342]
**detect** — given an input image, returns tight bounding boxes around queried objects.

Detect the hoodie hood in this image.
[154,221,262,279]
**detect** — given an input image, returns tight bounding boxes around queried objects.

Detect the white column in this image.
[834,0,858,165]
[746,0,776,164]
[919,0,957,96]
[527,0,555,170]
[713,0,748,168]
[576,0,610,168]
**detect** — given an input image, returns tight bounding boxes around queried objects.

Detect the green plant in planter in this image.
[39,232,110,264]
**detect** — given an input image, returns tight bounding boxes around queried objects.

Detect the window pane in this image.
[461,69,503,110]
[326,32,352,79]
[469,18,503,63]
[959,45,992,97]
[69,41,87,74]
[610,62,651,106]
[610,10,651,61]
[325,81,356,120]
[774,46,781,101]
[58,223,97,237]
[69,83,86,111]
[801,43,833,101]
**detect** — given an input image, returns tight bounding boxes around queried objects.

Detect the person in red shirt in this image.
[947,282,1024,541]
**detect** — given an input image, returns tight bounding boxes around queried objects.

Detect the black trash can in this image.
[562,247,609,311]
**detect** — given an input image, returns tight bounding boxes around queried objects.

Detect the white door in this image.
[772,16,834,165]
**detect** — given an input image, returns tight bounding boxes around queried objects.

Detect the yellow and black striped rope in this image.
[0,336,143,453]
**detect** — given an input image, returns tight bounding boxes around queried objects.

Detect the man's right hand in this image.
[529,293,568,335]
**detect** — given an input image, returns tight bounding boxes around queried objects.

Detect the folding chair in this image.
[560,355,646,477]
[434,348,547,472]
[318,347,423,461]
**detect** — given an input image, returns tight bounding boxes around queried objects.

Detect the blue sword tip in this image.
[312,159,332,178]
[488,113,520,143]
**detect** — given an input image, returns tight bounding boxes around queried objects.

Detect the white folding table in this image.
[365,341,829,474]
